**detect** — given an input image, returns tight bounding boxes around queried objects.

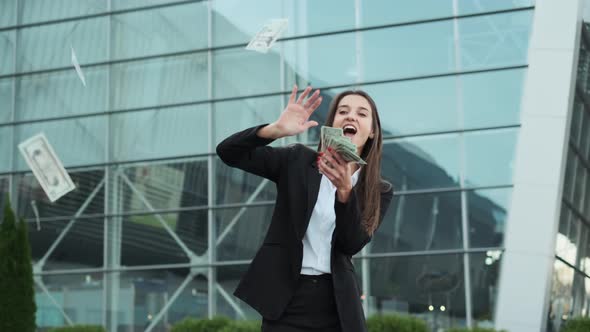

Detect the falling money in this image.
[19,133,76,202]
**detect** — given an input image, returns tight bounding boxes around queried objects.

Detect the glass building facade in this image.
[4,0,581,331]
[549,23,590,332]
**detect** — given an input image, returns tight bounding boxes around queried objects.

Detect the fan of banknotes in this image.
[320,126,367,165]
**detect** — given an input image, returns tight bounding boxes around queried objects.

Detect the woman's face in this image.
[332,94,374,155]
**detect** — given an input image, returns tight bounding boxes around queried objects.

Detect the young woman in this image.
[216,85,393,332]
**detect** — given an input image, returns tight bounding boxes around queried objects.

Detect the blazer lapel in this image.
[299,159,322,239]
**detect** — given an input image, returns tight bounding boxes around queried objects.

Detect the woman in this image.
[216,85,393,332]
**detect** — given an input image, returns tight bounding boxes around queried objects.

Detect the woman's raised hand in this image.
[261,85,322,139]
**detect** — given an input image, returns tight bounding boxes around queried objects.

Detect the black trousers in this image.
[261,274,342,332]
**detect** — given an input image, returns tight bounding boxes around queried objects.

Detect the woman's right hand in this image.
[258,85,322,139]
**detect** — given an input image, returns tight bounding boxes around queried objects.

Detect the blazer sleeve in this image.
[216,124,294,183]
[333,184,394,256]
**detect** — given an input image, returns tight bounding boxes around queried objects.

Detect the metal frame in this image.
[0,66,528,130]
[452,0,474,327]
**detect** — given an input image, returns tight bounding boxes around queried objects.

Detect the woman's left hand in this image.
[317,147,354,202]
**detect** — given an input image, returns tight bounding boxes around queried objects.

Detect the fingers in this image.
[296,86,312,104]
[308,96,323,114]
[288,84,298,104]
[329,148,348,166]
[318,157,339,181]
[303,89,321,109]
[323,149,343,168]
[304,120,319,130]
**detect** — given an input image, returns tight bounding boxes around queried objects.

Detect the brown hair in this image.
[320,90,390,235]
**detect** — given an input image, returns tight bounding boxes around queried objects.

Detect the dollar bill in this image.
[320,126,367,165]
[245,18,288,54]
[19,133,76,202]
[71,45,86,87]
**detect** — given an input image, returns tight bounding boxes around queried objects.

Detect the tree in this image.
[0,197,37,331]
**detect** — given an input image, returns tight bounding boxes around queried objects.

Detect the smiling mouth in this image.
[343,125,357,138]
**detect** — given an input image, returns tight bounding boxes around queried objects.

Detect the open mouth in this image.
[343,124,357,138]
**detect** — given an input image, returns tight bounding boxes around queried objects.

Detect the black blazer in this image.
[216,124,393,332]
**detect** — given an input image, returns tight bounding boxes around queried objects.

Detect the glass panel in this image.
[212,0,355,47]
[215,158,277,205]
[15,169,105,220]
[361,20,454,83]
[371,191,463,253]
[580,110,590,161]
[20,0,107,24]
[36,217,104,271]
[582,229,590,275]
[573,160,587,212]
[462,69,524,128]
[563,149,577,204]
[0,126,11,172]
[0,177,8,209]
[363,69,524,137]
[468,188,511,248]
[213,47,281,99]
[559,217,580,266]
[14,116,106,171]
[578,39,590,97]
[17,17,108,73]
[214,95,282,146]
[571,270,588,317]
[0,31,15,75]
[118,159,208,213]
[457,11,533,72]
[121,211,207,265]
[571,99,584,147]
[354,254,467,329]
[0,78,13,124]
[216,205,275,261]
[113,269,208,330]
[217,264,264,319]
[283,32,357,89]
[0,0,16,27]
[112,105,209,162]
[465,128,518,187]
[112,2,208,60]
[470,251,503,328]
[36,273,104,329]
[363,11,531,83]
[459,0,534,14]
[113,0,177,10]
[577,226,588,272]
[383,134,461,191]
[112,53,208,110]
[364,77,459,137]
[15,66,108,121]
[556,205,571,257]
[362,0,452,27]
[548,260,574,331]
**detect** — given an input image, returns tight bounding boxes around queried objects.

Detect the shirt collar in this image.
[351,166,362,186]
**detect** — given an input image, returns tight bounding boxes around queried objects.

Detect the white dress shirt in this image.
[300,168,361,275]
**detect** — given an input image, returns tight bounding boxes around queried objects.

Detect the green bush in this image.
[48,326,106,332]
[367,314,428,332]
[219,320,262,332]
[171,316,231,332]
[0,197,37,332]
[447,328,507,332]
[562,317,590,332]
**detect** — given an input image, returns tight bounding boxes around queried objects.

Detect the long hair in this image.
[320,90,390,235]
